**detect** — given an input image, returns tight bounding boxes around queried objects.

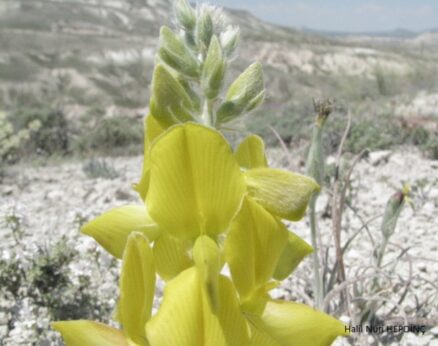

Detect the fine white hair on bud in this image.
[220,25,240,56]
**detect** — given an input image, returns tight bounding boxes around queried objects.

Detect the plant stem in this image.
[309,194,323,310]
[202,98,215,127]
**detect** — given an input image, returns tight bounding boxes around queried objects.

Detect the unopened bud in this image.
[159,26,199,78]
[216,62,264,124]
[381,189,406,239]
[201,35,226,99]
[220,25,240,56]
[196,5,214,49]
[174,0,196,31]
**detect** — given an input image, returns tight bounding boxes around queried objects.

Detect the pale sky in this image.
[205,0,438,33]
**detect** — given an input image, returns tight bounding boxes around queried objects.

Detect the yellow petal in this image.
[273,231,313,281]
[81,205,160,259]
[193,235,223,311]
[119,233,155,345]
[153,232,193,281]
[235,135,267,169]
[134,115,164,200]
[225,198,288,303]
[146,268,250,346]
[244,168,320,221]
[248,300,348,346]
[146,123,246,239]
[52,320,128,346]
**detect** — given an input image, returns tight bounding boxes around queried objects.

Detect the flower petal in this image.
[225,198,288,303]
[235,135,267,169]
[146,268,250,346]
[119,232,155,345]
[153,232,193,281]
[134,115,164,200]
[81,205,160,259]
[146,123,246,239]
[248,300,348,346]
[52,320,128,346]
[244,168,320,221]
[193,235,223,311]
[273,231,313,281]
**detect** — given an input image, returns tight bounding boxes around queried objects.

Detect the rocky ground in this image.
[0,147,437,345]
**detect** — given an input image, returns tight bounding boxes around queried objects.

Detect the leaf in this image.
[159,26,199,78]
[235,135,267,169]
[201,35,226,99]
[225,198,288,303]
[248,300,348,346]
[153,232,193,281]
[216,62,264,124]
[149,65,197,128]
[81,205,160,259]
[146,123,246,239]
[273,231,313,281]
[52,320,128,346]
[119,233,155,345]
[244,168,320,221]
[193,235,222,311]
[146,268,250,346]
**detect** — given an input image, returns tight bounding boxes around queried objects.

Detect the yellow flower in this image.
[58,122,347,346]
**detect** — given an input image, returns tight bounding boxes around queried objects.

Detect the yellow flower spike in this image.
[51,320,128,346]
[134,115,164,200]
[244,168,320,221]
[146,267,250,346]
[119,232,155,345]
[273,231,313,281]
[235,134,268,169]
[248,300,348,346]
[193,235,223,312]
[153,232,193,281]
[146,123,246,240]
[81,205,160,259]
[225,198,288,303]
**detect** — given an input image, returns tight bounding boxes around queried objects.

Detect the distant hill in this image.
[1,0,437,142]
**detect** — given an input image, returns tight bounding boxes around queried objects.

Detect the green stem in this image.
[309,194,323,310]
[202,98,215,127]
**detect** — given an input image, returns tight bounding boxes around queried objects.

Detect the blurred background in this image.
[0,0,437,345]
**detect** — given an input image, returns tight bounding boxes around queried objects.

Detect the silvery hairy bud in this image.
[159,26,200,78]
[196,5,214,49]
[201,35,226,100]
[216,62,264,124]
[220,25,240,56]
[174,0,196,31]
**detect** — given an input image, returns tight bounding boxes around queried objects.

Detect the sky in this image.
[205,0,438,33]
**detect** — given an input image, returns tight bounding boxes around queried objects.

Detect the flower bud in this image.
[149,64,197,128]
[216,62,264,124]
[380,190,406,239]
[220,25,240,56]
[196,5,214,49]
[158,26,199,78]
[174,0,196,31]
[201,35,226,100]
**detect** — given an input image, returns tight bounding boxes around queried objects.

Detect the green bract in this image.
[53,1,348,345]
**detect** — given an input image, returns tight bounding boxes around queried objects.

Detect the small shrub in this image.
[10,107,70,156]
[75,116,143,155]
[82,158,119,179]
